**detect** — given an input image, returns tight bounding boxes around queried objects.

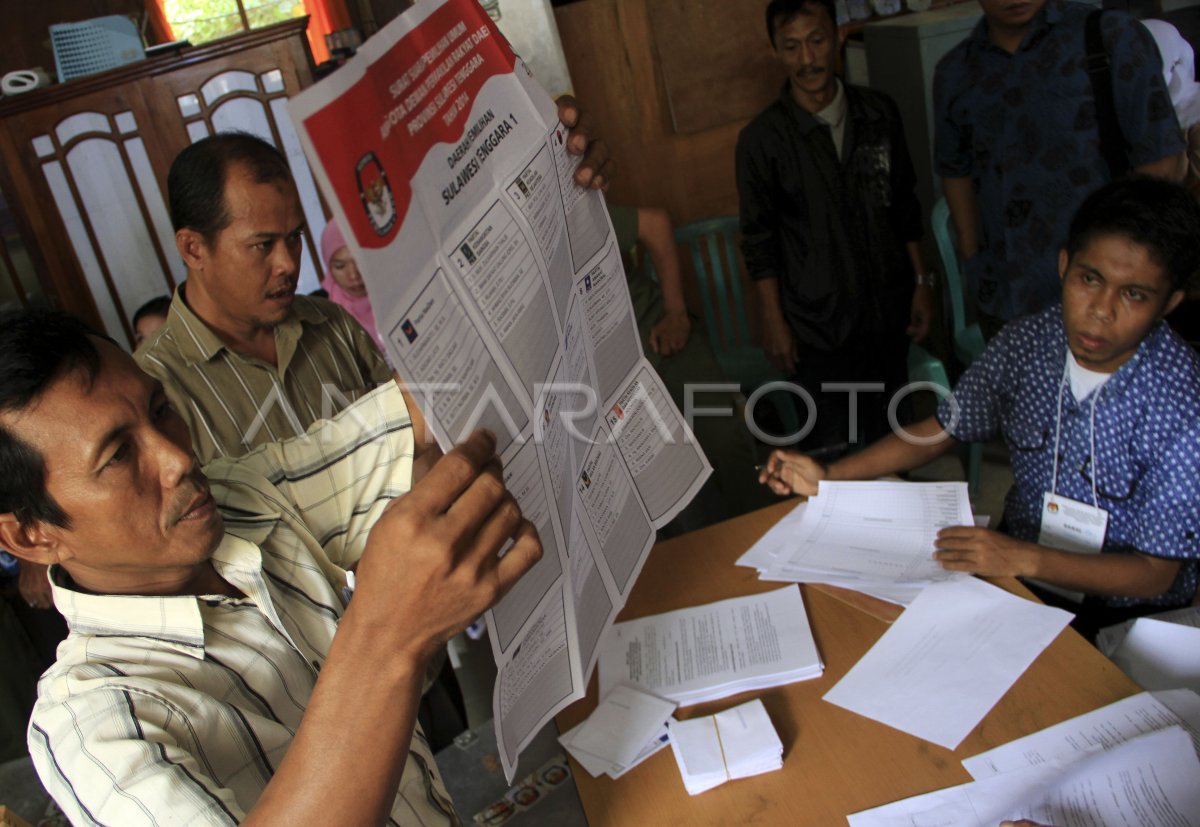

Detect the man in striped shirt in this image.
[134,130,403,465]
[0,309,541,825]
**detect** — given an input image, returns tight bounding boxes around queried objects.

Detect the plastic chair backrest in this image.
[932,198,967,342]
[932,198,986,365]
[674,215,754,357]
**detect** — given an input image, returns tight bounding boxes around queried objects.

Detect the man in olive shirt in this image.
[139,100,612,464]
[136,133,399,464]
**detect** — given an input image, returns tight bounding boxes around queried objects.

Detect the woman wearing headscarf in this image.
[319,219,389,360]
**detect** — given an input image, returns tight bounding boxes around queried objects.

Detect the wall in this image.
[553,0,763,224]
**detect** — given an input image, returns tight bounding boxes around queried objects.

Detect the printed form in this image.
[597,585,823,706]
[289,0,710,779]
[764,481,973,585]
[963,688,1200,779]
[848,726,1200,827]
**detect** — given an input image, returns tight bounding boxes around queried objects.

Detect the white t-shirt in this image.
[815,79,848,160]
[1067,352,1112,401]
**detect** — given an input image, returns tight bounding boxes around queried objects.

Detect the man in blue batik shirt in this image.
[935,0,1186,332]
[760,178,1200,637]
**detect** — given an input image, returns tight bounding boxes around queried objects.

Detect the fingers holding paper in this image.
[555,94,615,190]
[758,450,825,498]
[356,429,543,662]
[933,527,1037,579]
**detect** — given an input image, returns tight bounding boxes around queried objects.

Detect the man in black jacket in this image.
[736,0,933,452]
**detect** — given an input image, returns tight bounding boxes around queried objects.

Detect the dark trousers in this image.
[791,333,911,453]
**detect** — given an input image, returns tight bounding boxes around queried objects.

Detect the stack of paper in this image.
[736,481,977,606]
[598,586,822,706]
[961,688,1200,780]
[667,699,783,795]
[852,691,1200,825]
[558,685,675,779]
[849,726,1200,826]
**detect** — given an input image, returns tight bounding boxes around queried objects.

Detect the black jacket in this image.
[736,83,923,351]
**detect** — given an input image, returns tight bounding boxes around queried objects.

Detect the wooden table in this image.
[556,500,1140,825]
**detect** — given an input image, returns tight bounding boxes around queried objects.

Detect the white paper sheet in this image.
[963,688,1200,779]
[559,718,670,779]
[1110,617,1200,693]
[849,727,1200,827]
[566,685,675,769]
[1096,604,1200,656]
[824,577,1073,749]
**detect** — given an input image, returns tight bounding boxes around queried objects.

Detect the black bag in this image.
[1085,10,1132,179]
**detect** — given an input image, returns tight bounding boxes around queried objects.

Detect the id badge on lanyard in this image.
[1032,366,1110,602]
[1037,492,1108,554]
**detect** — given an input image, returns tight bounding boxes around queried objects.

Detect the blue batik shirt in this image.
[934,1,1183,321]
[936,306,1200,608]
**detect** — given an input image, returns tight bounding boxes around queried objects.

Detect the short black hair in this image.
[1066,177,1200,293]
[132,295,172,329]
[766,0,839,44]
[167,131,292,246]
[0,310,108,529]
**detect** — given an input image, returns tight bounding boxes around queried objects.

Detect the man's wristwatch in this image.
[915,270,937,288]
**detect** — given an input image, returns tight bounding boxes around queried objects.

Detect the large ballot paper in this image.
[288,0,710,780]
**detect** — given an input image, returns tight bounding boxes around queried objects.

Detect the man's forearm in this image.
[1028,547,1181,599]
[1135,150,1187,183]
[756,277,785,318]
[637,207,687,314]
[827,415,957,481]
[905,239,928,277]
[942,177,981,258]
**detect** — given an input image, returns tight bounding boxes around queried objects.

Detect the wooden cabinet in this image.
[0,18,328,348]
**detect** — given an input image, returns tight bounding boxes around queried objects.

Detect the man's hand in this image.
[556,96,614,190]
[649,310,690,356]
[933,527,1038,578]
[759,449,826,497]
[353,430,542,664]
[19,561,53,610]
[908,285,933,342]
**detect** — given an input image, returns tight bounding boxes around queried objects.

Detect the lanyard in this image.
[1050,359,1101,507]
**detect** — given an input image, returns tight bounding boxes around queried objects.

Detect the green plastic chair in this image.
[672,216,801,436]
[931,197,984,495]
[907,343,952,394]
[932,198,986,366]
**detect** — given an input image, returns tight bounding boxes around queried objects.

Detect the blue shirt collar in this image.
[970,0,1065,55]
[1047,304,1169,404]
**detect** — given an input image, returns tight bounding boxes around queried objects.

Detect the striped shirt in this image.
[136,288,393,465]
[29,385,458,826]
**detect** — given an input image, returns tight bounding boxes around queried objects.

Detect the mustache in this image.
[165,479,211,526]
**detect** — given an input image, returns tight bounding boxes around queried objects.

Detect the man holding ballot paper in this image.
[761,178,1200,636]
